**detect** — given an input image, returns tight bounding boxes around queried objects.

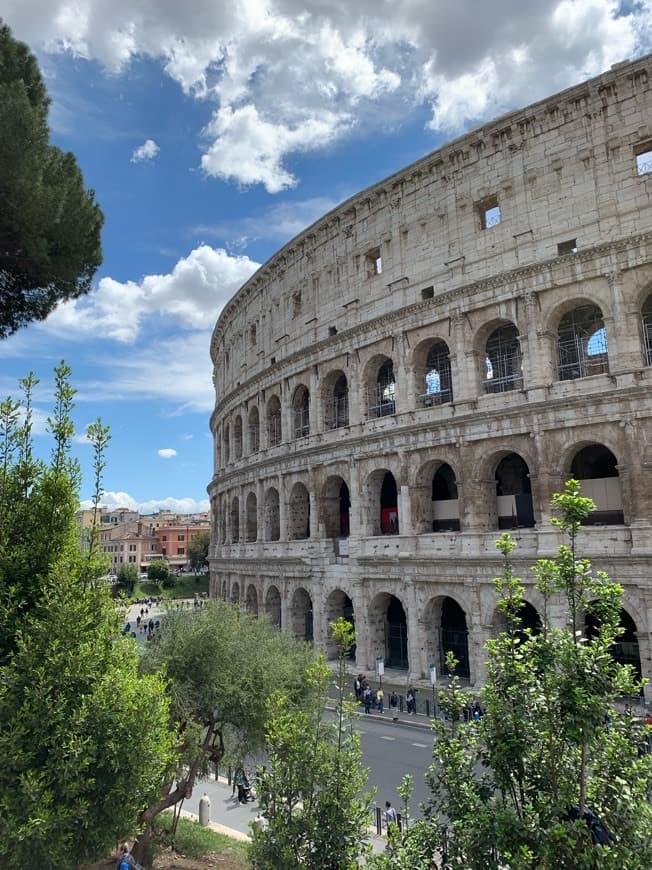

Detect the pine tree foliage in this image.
[0,21,104,338]
[372,481,652,870]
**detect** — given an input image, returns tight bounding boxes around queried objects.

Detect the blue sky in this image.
[1,1,650,513]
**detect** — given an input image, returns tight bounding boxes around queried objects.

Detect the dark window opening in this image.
[558,239,577,255]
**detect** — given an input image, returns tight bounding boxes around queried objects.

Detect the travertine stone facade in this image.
[208,56,652,696]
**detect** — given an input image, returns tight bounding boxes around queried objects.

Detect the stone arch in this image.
[291,587,314,641]
[223,422,230,464]
[245,491,257,542]
[325,588,356,659]
[495,452,534,529]
[492,600,542,637]
[569,444,623,525]
[266,394,282,446]
[230,495,240,542]
[231,581,240,604]
[322,369,349,429]
[265,584,281,628]
[413,337,453,407]
[248,406,260,454]
[264,487,280,541]
[367,468,399,536]
[292,384,310,439]
[233,415,243,459]
[368,592,408,670]
[556,303,608,380]
[641,292,652,366]
[246,584,258,615]
[480,321,523,393]
[413,459,460,533]
[364,354,396,418]
[585,606,642,681]
[321,474,350,538]
[423,595,470,680]
[288,481,310,540]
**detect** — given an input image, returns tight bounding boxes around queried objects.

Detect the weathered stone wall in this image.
[208,56,652,696]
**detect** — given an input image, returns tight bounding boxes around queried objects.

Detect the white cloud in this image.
[79,490,209,514]
[43,244,260,343]
[158,448,177,459]
[4,1,651,191]
[131,138,160,162]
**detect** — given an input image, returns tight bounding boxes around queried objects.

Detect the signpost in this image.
[430,664,437,718]
[376,656,385,688]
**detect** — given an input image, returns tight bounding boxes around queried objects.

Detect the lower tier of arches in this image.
[209,563,652,699]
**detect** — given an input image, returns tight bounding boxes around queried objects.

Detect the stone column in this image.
[278,474,287,541]
[606,271,645,374]
[348,354,362,427]
[450,309,478,406]
[256,479,264,542]
[310,365,321,433]
[349,458,363,539]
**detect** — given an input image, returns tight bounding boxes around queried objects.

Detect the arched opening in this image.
[292,385,310,439]
[291,587,313,642]
[246,584,258,615]
[245,491,257,542]
[570,444,623,525]
[265,584,281,628]
[418,340,453,407]
[230,496,240,542]
[441,597,470,680]
[231,581,240,604]
[220,501,227,544]
[234,415,243,459]
[267,395,282,447]
[495,453,534,529]
[323,371,349,429]
[321,476,350,539]
[248,406,260,454]
[484,323,523,393]
[432,463,460,531]
[369,593,408,670]
[493,600,542,640]
[558,304,608,380]
[585,608,642,681]
[288,482,310,540]
[264,488,280,541]
[642,294,652,366]
[223,423,230,464]
[370,358,396,417]
[325,589,355,659]
[380,472,399,535]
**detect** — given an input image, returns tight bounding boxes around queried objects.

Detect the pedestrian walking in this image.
[363,685,372,714]
[376,688,384,714]
[406,687,415,715]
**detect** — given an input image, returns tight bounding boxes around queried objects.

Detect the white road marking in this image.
[412,742,429,748]
[380,735,396,741]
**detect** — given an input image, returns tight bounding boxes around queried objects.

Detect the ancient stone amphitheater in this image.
[209,55,652,695]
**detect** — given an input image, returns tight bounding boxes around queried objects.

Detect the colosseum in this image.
[208,54,652,697]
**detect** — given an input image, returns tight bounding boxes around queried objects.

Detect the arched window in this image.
[288,482,310,540]
[267,396,282,447]
[264,488,280,541]
[233,415,243,459]
[420,341,453,406]
[223,423,230,464]
[245,491,257,542]
[292,385,310,439]
[432,463,460,531]
[558,304,608,380]
[571,444,623,525]
[248,406,260,454]
[642,294,652,366]
[370,359,396,417]
[495,453,534,529]
[484,324,522,393]
[380,472,399,534]
[230,496,240,543]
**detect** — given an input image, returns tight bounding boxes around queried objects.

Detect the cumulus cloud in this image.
[79,490,209,514]
[43,244,260,343]
[4,1,651,191]
[131,138,160,162]
[158,448,177,459]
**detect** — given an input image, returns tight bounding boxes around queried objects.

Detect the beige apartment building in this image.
[96,520,158,573]
[208,56,652,698]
